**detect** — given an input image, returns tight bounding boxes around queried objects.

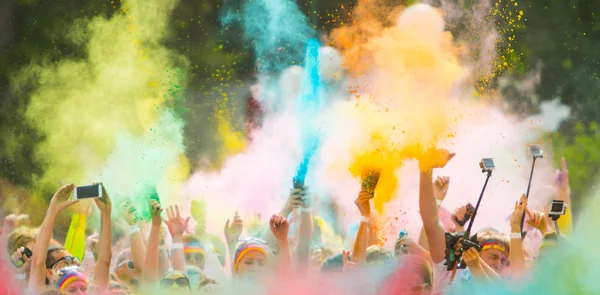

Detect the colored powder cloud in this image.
[13,0,189,212]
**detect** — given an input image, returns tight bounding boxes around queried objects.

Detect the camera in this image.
[479,158,495,173]
[548,200,567,220]
[444,232,482,270]
[529,144,544,159]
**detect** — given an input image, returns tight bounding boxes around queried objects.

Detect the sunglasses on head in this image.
[48,256,80,269]
[160,277,190,289]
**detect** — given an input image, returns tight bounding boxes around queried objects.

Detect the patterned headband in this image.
[232,240,269,273]
[56,268,88,291]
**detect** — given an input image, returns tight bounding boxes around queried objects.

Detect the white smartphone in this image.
[75,184,103,200]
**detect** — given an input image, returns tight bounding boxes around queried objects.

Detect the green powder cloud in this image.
[12,0,189,215]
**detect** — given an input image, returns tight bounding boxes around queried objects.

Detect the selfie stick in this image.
[464,169,492,238]
[520,154,543,236]
[449,169,492,284]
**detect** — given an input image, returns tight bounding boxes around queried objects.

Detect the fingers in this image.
[175,205,181,218]
[525,206,534,220]
[561,157,567,172]
[224,219,230,232]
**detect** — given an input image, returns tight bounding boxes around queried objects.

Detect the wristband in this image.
[361,216,370,223]
[510,232,521,239]
[172,243,184,250]
[436,199,443,207]
[299,207,313,214]
[129,225,140,235]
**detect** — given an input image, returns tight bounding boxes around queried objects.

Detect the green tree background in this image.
[0,0,598,218]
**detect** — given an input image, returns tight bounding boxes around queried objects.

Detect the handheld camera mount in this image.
[445,158,494,279]
[548,200,567,238]
[520,145,544,238]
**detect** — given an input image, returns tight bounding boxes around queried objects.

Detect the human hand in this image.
[149,200,163,227]
[87,233,99,256]
[462,247,481,269]
[119,201,137,226]
[554,157,570,197]
[418,149,455,171]
[94,183,112,216]
[355,191,373,217]
[510,194,527,233]
[282,188,307,215]
[269,215,290,242]
[16,214,31,227]
[224,212,243,245]
[342,250,356,272]
[165,205,190,239]
[49,184,78,215]
[433,175,450,201]
[526,208,550,236]
[10,247,32,269]
[2,214,18,234]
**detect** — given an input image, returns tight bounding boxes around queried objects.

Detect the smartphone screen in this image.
[75,184,102,199]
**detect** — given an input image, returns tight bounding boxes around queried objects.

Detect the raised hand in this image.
[419,149,455,171]
[49,184,78,215]
[165,205,190,237]
[510,194,527,233]
[94,183,112,216]
[361,168,381,195]
[119,201,137,226]
[433,175,450,201]
[554,157,570,196]
[355,190,373,217]
[269,215,290,242]
[149,200,163,227]
[282,189,305,215]
[342,250,356,272]
[10,247,32,269]
[224,212,243,245]
[526,208,550,236]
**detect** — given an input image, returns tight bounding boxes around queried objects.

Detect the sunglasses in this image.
[185,253,205,262]
[118,260,135,270]
[48,256,80,270]
[160,277,190,289]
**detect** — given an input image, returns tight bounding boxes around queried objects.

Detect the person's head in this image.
[46,247,81,284]
[232,238,270,279]
[114,260,139,290]
[477,229,510,274]
[321,252,350,273]
[7,226,37,256]
[54,267,88,295]
[160,271,191,293]
[183,235,206,269]
[366,245,393,266]
[108,280,132,295]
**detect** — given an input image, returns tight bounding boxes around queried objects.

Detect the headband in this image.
[184,242,206,256]
[480,241,508,256]
[56,269,88,291]
[232,240,269,273]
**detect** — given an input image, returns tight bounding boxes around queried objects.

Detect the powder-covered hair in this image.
[6,226,38,255]
[366,245,393,264]
[477,228,510,255]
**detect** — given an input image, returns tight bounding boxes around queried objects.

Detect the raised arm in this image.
[92,184,113,292]
[509,194,527,275]
[294,188,312,272]
[554,157,572,235]
[165,205,190,272]
[121,202,146,272]
[418,150,454,264]
[418,175,450,251]
[143,200,163,283]
[269,215,292,274]
[28,184,78,294]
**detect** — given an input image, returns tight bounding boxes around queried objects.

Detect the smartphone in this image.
[75,184,103,200]
[23,247,32,259]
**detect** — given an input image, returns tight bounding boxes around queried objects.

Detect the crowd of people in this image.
[0,150,573,295]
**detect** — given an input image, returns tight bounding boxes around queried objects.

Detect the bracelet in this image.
[171,243,184,250]
[299,207,313,214]
[510,232,521,239]
[129,225,140,235]
[436,199,443,207]
[361,216,370,223]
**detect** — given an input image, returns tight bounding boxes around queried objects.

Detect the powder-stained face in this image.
[480,248,509,273]
[185,252,206,269]
[236,251,268,278]
[63,280,88,295]
[160,272,191,293]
